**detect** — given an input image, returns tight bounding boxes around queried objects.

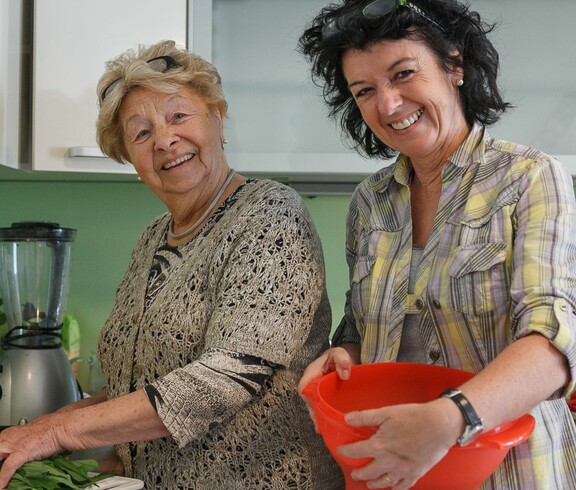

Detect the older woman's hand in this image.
[0,412,76,488]
[338,398,462,489]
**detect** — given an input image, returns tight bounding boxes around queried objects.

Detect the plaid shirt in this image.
[333,123,576,489]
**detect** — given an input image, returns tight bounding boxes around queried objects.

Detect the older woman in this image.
[298,0,576,489]
[0,40,343,489]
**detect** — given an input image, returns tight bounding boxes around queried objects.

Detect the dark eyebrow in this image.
[347,56,416,90]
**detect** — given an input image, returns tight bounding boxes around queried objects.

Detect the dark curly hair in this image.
[298,0,512,159]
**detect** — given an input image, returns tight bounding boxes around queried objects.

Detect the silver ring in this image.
[384,473,396,485]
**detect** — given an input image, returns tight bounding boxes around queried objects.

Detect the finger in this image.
[392,476,418,490]
[343,453,402,488]
[330,348,353,380]
[344,407,387,427]
[298,356,327,395]
[366,474,398,489]
[337,438,374,459]
[0,452,27,489]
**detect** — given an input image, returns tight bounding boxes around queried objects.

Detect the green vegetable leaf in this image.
[2,455,113,489]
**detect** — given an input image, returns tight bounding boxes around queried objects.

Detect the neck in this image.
[410,122,471,180]
[168,168,236,241]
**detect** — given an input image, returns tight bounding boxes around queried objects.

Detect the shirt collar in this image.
[447,122,486,169]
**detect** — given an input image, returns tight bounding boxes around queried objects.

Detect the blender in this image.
[0,222,81,427]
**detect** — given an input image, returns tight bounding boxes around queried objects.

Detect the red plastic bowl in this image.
[302,362,535,490]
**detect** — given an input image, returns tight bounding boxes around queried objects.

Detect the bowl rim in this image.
[305,362,535,449]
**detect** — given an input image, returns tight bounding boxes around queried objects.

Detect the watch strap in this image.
[440,388,484,446]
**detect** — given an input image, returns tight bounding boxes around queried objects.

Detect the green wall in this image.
[0,165,350,390]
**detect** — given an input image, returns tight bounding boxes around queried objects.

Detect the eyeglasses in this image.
[363,0,444,31]
[323,0,444,39]
[99,55,180,102]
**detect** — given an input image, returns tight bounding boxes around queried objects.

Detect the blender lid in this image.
[0,222,76,241]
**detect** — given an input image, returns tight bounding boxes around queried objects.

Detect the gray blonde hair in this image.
[96,40,227,163]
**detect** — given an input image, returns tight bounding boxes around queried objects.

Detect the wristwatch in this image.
[440,388,484,446]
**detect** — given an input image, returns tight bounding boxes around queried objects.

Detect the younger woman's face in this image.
[342,38,469,162]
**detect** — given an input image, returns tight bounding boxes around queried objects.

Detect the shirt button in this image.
[415,299,424,310]
[560,304,567,311]
[133,364,142,378]
[432,299,441,309]
[429,350,441,362]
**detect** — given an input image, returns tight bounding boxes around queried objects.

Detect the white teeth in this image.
[391,109,424,130]
[163,154,193,170]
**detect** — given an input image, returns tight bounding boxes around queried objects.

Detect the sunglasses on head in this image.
[323,0,444,40]
[99,55,180,103]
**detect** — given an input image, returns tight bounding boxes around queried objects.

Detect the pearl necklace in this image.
[168,168,236,240]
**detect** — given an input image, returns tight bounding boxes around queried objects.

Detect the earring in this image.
[223,139,229,144]
[457,79,464,87]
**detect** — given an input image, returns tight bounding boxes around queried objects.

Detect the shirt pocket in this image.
[447,242,508,316]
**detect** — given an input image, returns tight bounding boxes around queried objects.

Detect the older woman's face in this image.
[342,38,468,162]
[119,85,225,203]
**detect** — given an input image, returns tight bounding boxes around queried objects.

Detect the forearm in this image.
[0,389,168,488]
[56,389,108,413]
[455,334,569,432]
[57,389,170,450]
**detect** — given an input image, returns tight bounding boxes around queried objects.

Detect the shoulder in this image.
[129,213,170,249]
[484,135,569,180]
[234,179,312,222]
[223,180,324,253]
[240,179,304,205]
[351,159,397,207]
[464,134,576,211]
[136,213,170,244]
[347,162,396,226]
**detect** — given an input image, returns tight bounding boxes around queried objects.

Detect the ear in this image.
[449,50,464,87]
[212,105,225,142]
[452,68,464,87]
[213,105,224,126]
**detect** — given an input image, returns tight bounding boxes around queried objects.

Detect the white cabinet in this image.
[0,1,23,169]
[1,0,213,174]
[212,0,387,183]
[32,0,189,173]
[211,0,576,180]
[2,0,576,179]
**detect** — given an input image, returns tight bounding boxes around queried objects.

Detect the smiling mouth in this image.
[391,108,424,130]
[162,153,194,170]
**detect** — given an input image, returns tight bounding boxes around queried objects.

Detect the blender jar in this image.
[0,222,76,348]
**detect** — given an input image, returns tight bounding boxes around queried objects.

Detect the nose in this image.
[154,124,180,152]
[376,83,402,116]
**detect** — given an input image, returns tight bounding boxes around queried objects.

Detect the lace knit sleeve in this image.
[147,348,275,446]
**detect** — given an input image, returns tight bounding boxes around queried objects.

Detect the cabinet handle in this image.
[68,147,106,158]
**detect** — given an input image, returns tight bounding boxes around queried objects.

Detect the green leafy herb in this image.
[1,454,111,489]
